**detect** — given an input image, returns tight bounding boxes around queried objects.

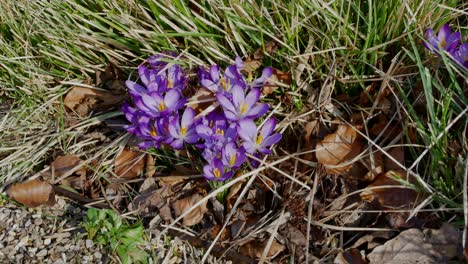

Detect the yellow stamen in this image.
[255,134,264,145]
[150,125,157,137]
[441,39,447,48]
[247,72,253,82]
[239,103,249,115]
[167,77,173,88]
[215,128,224,136]
[213,168,221,178]
[221,77,227,90]
[229,155,236,166]
[159,103,166,111]
[181,127,187,136]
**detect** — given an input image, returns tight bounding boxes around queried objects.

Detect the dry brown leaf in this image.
[129,185,173,219]
[7,179,56,207]
[145,154,156,177]
[64,86,122,117]
[239,239,285,260]
[172,193,208,226]
[186,88,216,113]
[114,147,146,178]
[360,170,419,209]
[51,154,85,177]
[316,124,362,175]
[334,249,367,264]
[262,68,292,95]
[367,223,462,263]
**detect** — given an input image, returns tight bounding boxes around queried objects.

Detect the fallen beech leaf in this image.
[262,68,292,95]
[129,185,173,219]
[51,154,85,177]
[367,223,462,263]
[239,239,285,260]
[172,193,208,226]
[360,170,420,209]
[7,179,55,207]
[114,147,146,178]
[334,249,367,264]
[287,225,307,246]
[64,86,122,117]
[384,146,405,172]
[316,124,362,175]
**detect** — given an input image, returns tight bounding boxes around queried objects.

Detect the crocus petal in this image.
[234,150,246,168]
[141,93,161,111]
[238,119,257,140]
[231,85,245,107]
[184,132,199,143]
[217,171,234,182]
[245,88,261,108]
[258,147,272,155]
[210,65,221,82]
[242,141,256,154]
[126,80,146,96]
[181,107,195,128]
[138,65,151,86]
[446,32,461,52]
[234,56,244,71]
[203,165,216,181]
[437,24,450,42]
[260,118,277,138]
[201,79,218,92]
[246,103,269,119]
[223,110,238,121]
[168,120,179,138]
[262,133,282,147]
[217,93,237,114]
[164,89,181,109]
[170,139,184,149]
[196,125,213,139]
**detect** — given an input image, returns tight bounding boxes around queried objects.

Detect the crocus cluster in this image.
[424,24,467,68]
[122,54,282,182]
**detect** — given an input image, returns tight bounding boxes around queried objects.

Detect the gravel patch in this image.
[0,200,106,263]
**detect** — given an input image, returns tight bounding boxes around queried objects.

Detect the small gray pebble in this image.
[44,238,51,246]
[85,240,94,248]
[37,249,48,258]
[34,218,43,226]
[94,252,102,259]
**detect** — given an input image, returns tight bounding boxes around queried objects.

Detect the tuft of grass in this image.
[83,208,149,264]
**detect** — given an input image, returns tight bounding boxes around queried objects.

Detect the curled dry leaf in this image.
[262,68,292,95]
[172,193,208,226]
[51,154,85,177]
[129,185,173,220]
[64,86,122,117]
[7,179,55,207]
[360,170,419,209]
[239,239,285,260]
[316,124,362,175]
[114,147,146,179]
[367,223,462,263]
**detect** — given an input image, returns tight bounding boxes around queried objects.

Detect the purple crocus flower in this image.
[217,86,269,121]
[238,118,282,155]
[135,89,186,118]
[203,158,234,181]
[199,63,246,94]
[168,107,200,149]
[424,24,461,54]
[147,51,178,69]
[454,43,468,68]
[221,143,246,168]
[250,67,273,89]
